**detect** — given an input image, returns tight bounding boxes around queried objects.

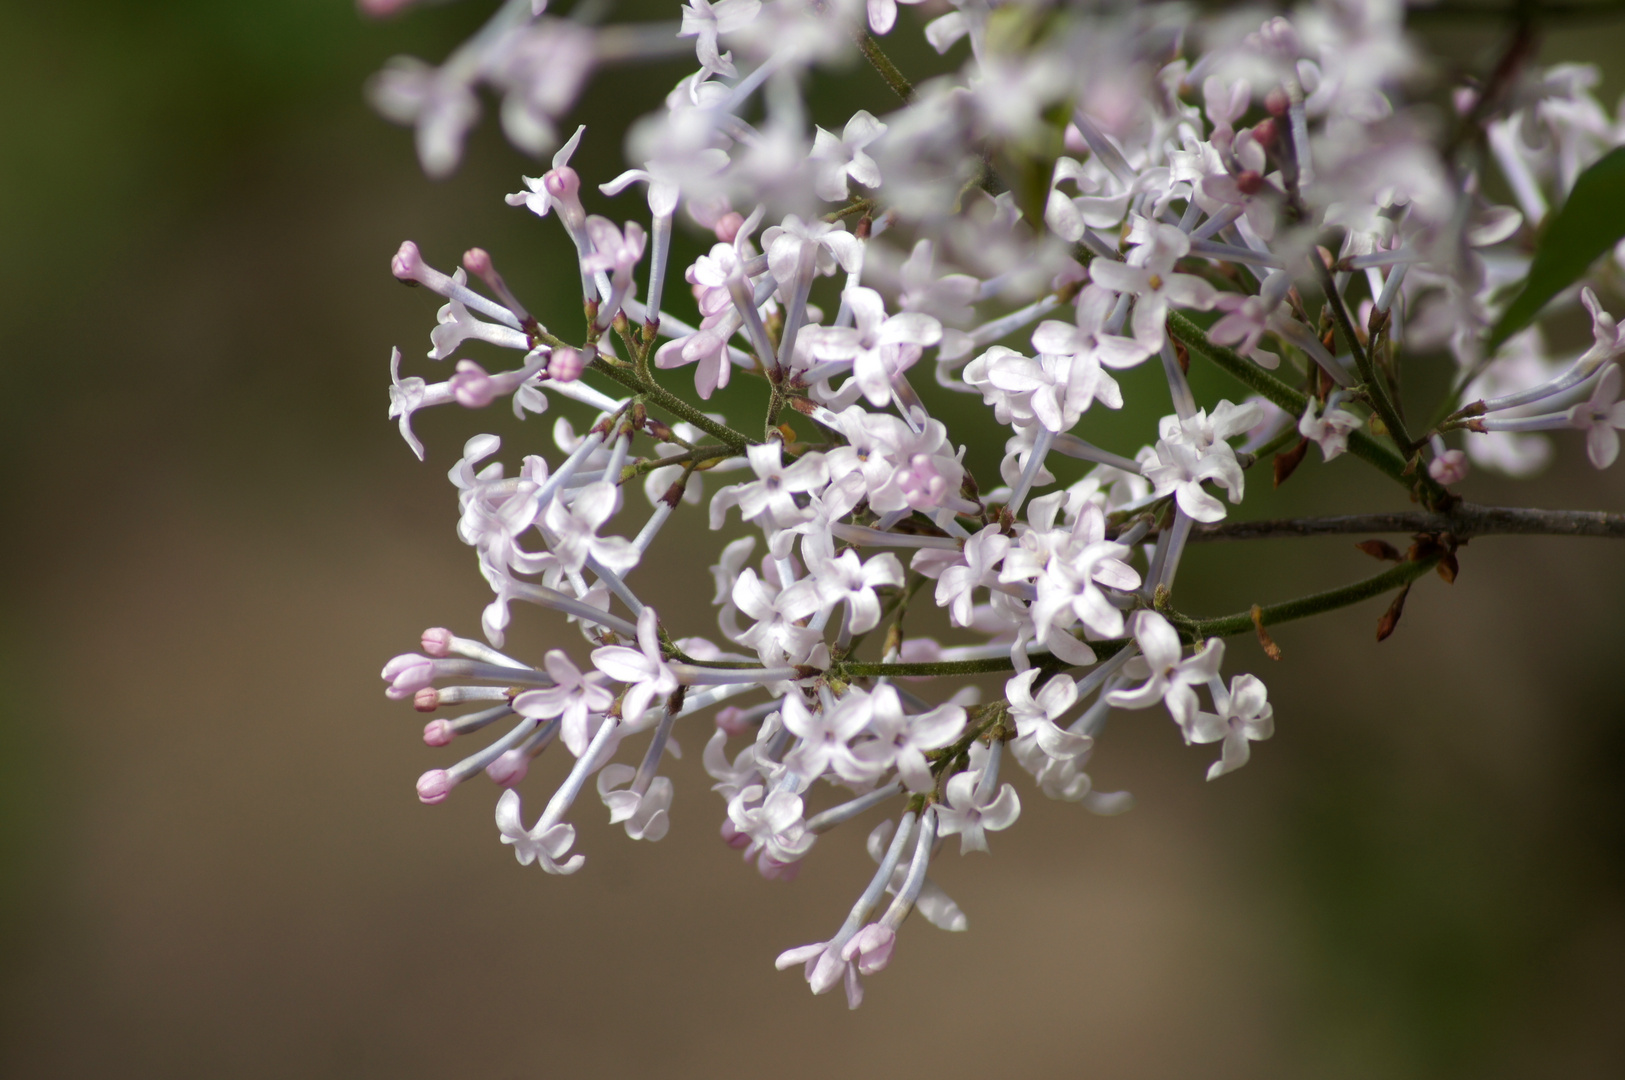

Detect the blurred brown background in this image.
[1,3,1623,1077]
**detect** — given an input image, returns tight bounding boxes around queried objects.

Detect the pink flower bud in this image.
[841,924,896,976]
[461,247,494,277]
[1428,449,1469,485]
[382,653,435,699]
[899,455,948,510]
[423,720,456,747]
[358,0,414,17]
[392,240,424,282]
[713,211,745,244]
[715,706,754,737]
[414,688,441,712]
[1263,87,1289,118]
[720,818,752,850]
[548,347,586,383]
[757,853,803,881]
[421,627,454,657]
[485,749,530,787]
[416,769,453,804]
[450,360,499,407]
[543,167,581,200]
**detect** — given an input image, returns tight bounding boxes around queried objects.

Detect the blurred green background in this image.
[1,2,1622,1077]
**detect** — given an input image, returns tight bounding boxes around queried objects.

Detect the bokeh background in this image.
[2,2,1623,1077]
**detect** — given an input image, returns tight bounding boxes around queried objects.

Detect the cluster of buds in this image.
[370,0,1625,1007]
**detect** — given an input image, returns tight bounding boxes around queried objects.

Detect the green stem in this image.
[852,30,914,102]
[1167,311,1437,497]
[1313,256,1415,454]
[839,554,1438,678]
[589,358,754,451]
[619,443,741,481]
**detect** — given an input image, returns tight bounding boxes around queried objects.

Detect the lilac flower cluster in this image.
[371,0,1625,1007]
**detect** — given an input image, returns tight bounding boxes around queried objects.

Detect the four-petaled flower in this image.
[935,769,1022,854]
[1107,611,1224,729]
[1087,219,1220,350]
[495,789,584,875]
[1186,673,1275,780]
[592,607,679,724]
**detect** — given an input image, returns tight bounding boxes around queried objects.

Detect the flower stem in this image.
[852,30,914,102]
[840,554,1441,678]
[589,357,754,451]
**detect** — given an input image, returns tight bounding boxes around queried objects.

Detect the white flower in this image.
[1004,669,1093,763]
[1568,364,1625,469]
[732,568,824,665]
[1186,674,1274,780]
[709,443,831,530]
[591,607,679,723]
[1087,219,1220,350]
[1299,396,1364,461]
[781,692,879,785]
[511,650,615,758]
[679,0,760,78]
[729,783,815,864]
[810,111,887,202]
[848,686,965,792]
[800,287,942,407]
[1140,401,1261,522]
[495,789,583,875]
[807,547,903,634]
[935,525,1009,628]
[1106,611,1224,729]
[1031,285,1155,371]
[595,765,674,841]
[935,769,1021,855]
[543,482,639,576]
[984,342,1123,433]
[1024,503,1141,642]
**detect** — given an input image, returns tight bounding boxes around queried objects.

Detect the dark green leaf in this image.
[1487,145,1625,351]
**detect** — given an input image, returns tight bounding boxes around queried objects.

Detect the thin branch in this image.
[837,553,1441,679]
[852,29,914,102]
[1181,504,1625,542]
[1406,1,1625,24]
[589,357,754,451]
[1312,254,1415,453]
[1167,311,1451,506]
[620,443,741,480]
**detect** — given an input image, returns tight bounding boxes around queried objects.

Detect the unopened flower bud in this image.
[548,347,586,382]
[423,719,456,746]
[381,653,435,699]
[543,167,580,200]
[391,240,424,282]
[414,688,441,712]
[1236,170,1265,195]
[421,627,454,656]
[714,211,745,244]
[416,769,453,804]
[485,749,530,787]
[716,706,755,737]
[1264,87,1289,117]
[1429,449,1469,485]
[720,817,752,850]
[450,360,500,407]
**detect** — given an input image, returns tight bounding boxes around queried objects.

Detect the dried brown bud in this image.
[1376,584,1412,642]
[1251,605,1282,661]
[1354,539,1404,562]
[1274,437,1310,487]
